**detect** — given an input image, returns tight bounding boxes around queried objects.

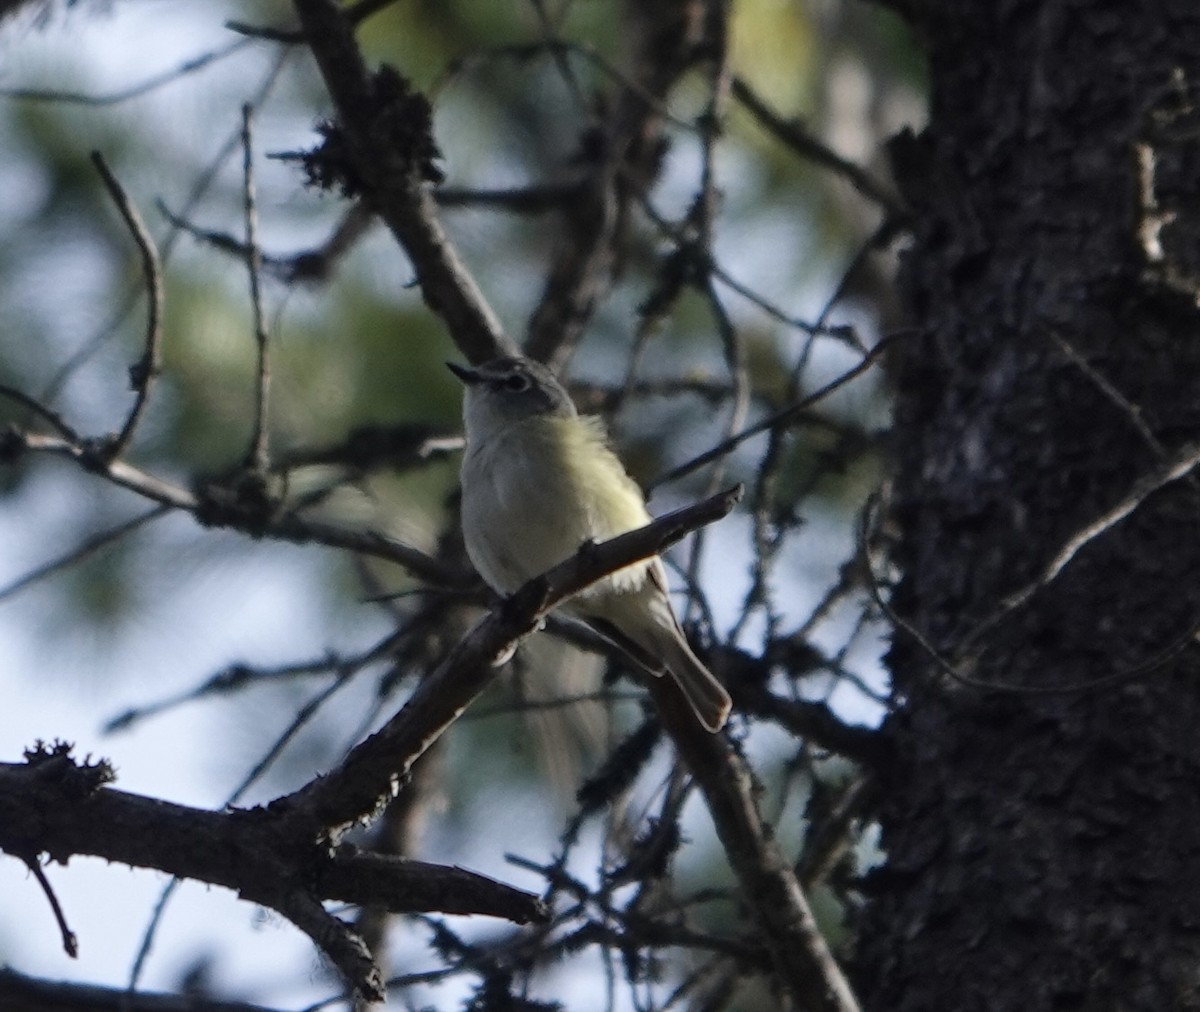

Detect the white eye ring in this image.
[502,372,531,393]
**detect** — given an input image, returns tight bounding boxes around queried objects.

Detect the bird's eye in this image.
[503,372,531,393]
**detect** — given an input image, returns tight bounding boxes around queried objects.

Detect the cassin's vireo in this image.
[450,357,731,733]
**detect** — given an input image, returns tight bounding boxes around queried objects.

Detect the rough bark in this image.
[859,2,1200,1010]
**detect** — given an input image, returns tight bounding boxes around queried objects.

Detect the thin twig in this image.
[0,40,252,105]
[861,493,1200,696]
[434,38,694,132]
[682,279,749,624]
[225,18,306,43]
[806,217,904,358]
[0,505,168,605]
[241,105,272,473]
[40,52,293,404]
[0,384,78,439]
[964,440,1200,652]
[91,152,164,458]
[798,774,878,888]
[22,855,78,958]
[528,0,588,111]
[731,76,903,216]
[10,428,459,584]
[714,262,861,346]
[651,332,900,491]
[1049,329,1167,458]
[635,193,857,342]
[523,1,699,368]
[158,199,377,284]
[733,216,892,641]
[127,878,180,993]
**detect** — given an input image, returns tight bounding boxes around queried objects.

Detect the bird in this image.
[449,356,731,733]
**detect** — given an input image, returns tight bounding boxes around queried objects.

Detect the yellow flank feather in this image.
[547,416,652,534]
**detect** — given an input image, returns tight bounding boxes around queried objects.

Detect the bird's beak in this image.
[446,361,482,385]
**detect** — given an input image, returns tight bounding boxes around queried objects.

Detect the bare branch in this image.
[733,679,884,767]
[0,747,547,1001]
[90,152,164,459]
[7,428,459,585]
[731,76,904,216]
[291,0,515,363]
[158,199,377,284]
[21,855,77,958]
[0,966,285,1012]
[278,484,744,835]
[799,774,878,888]
[968,440,1200,649]
[435,182,580,213]
[647,673,862,1012]
[651,332,900,491]
[240,105,272,473]
[277,892,383,1001]
[228,0,401,44]
[0,505,167,605]
[524,2,704,369]
[0,384,77,439]
[0,41,252,105]
[39,53,294,404]
[277,422,462,472]
[863,493,1200,697]
[16,431,201,509]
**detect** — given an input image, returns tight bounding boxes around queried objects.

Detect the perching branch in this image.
[268,477,858,1010]
[275,484,745,837]
[0,486,744,999]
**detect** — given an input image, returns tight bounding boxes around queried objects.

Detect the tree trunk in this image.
[859,2,1200,1009]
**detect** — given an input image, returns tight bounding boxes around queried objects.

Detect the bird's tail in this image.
[657,631,732,733]
[583,605,732,733]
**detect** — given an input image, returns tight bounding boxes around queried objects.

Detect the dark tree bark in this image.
[859,2,1200,1010]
